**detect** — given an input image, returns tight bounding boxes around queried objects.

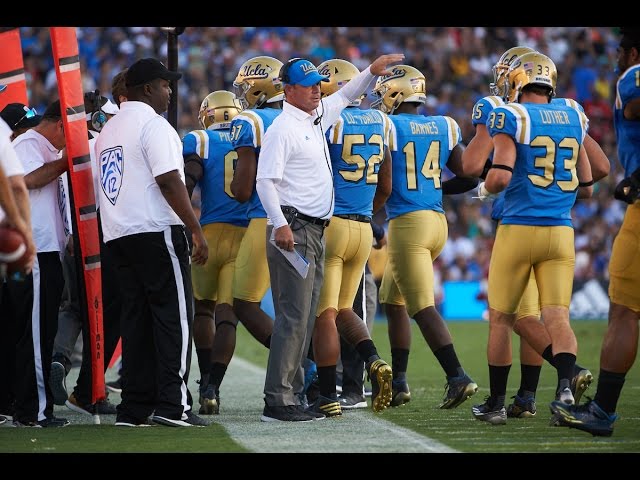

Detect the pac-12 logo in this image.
[100,146,123,206]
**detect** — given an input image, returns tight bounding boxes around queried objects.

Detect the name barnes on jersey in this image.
[410,120,439,134]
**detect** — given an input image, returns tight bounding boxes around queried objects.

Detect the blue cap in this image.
[284,59,329,87]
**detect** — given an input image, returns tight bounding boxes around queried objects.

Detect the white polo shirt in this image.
[95,101,185,242]
[256,93,349,223]
[13,128,68,253]
[0,118,24,223]
[256,66,376,228]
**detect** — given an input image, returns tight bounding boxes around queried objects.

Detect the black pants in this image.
[3,252,64,423]
[72,214,122,405]
[107,225,194,421]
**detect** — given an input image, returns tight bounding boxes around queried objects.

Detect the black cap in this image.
[0,103,42,130]
[125,58,182,87]
[42,100,62,119]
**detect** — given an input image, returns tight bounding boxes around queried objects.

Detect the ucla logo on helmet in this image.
[100,146,124,206]
[382,67,407,82]
[241,63,272,80]
[318,64,331,76]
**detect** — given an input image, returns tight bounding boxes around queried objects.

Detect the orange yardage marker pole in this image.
[0,28,29,109]
[49,27,105,404]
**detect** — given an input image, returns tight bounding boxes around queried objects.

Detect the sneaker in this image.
[390,380,411,407]
[13,416,70,428]
[298,404,325,420]
[472,397,507,425]
[367,359,393,413]
[506,394,536,418]
[556,386,574,406]
[115,413,152,427]
[440,374,478,409]
[106,377,122,394]
[50,361,68,406]
[571,368,593,404]
[338,391,368,410]
[65,393,118,415]
[260,404,314,423]
[307,394,342,418]
[0,414,9,425]
[152,410,210,427]
[199,384,220,415]
[549,399,616,437]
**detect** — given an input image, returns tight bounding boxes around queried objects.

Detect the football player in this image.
[550,27,640,437]
[462,46,608,419]
[182,90,246,414]
[373,65,479,410]
[229,56,283,352]
[309,59,393,416]
[472,52,593,424]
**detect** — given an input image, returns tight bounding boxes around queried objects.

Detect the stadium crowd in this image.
[17,26,622,294]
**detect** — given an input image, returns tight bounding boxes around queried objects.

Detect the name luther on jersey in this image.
[100,146,124,206]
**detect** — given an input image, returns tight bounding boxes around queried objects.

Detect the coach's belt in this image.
[334,214,371,223]
[281,206,330,228]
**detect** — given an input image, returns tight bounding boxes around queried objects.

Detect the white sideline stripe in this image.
[216,356,457,453]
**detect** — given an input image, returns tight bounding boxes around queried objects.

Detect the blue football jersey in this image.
[552,97,586,114]
[614,64,640,176]
[327,107,391,217]
[229,107,281,219]
[487,101,589,227]
[182,128,248,227]
[385,113,462,219]
[472,95,506,221]
[486,97,586,222]
[472,95,505,127]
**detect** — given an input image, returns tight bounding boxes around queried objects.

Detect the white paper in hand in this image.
[269,232,310,278]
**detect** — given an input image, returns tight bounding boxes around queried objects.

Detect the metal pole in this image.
[160,27,185,130]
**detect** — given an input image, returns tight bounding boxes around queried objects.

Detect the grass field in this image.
[1,319,638,455]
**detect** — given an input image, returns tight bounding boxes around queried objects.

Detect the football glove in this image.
[614,167,640,205]
[475,182,498,202]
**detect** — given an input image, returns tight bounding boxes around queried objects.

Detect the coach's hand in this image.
[191,229,208,265]
[274,224,295,252]
[370,54,405,76]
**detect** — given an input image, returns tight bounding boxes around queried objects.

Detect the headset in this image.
[90,89,107,132]
[278,57,306,84]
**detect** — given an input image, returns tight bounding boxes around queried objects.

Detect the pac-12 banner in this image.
[49,27,105,404]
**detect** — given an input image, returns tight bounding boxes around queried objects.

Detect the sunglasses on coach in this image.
[14,107,37,128]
